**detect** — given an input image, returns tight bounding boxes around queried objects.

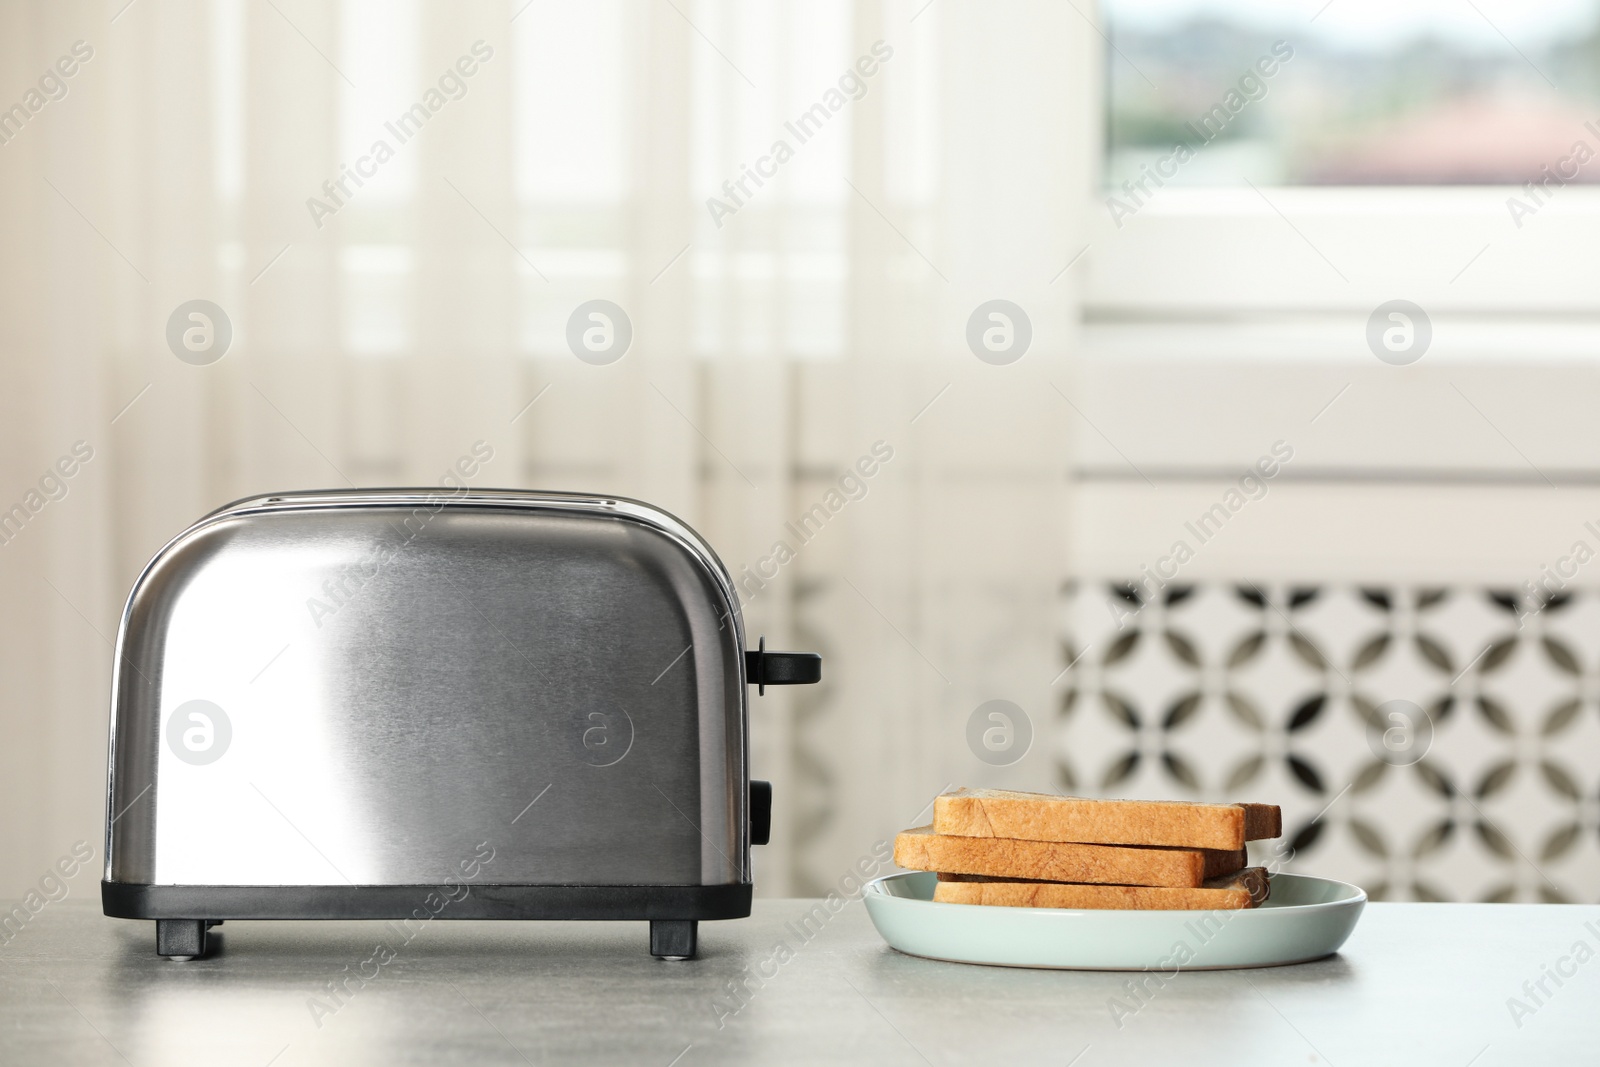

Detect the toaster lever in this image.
[745,637,822,694]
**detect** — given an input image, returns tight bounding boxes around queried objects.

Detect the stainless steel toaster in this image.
[102,489,819,961]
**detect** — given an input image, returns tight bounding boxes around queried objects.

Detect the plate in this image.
[863,871,1365,970]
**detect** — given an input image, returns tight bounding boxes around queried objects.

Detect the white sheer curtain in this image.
[0,0,1091,896]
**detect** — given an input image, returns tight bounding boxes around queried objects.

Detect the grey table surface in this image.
[1,898,1597,1065]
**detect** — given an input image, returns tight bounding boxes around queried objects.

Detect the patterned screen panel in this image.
[1059,582,1600,903]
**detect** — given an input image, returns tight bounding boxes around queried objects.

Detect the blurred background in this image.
[2,0,1598,907]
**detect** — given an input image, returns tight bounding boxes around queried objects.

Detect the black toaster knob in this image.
[750,780,772,846]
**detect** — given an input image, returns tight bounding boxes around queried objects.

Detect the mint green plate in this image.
[863,872,1365,970]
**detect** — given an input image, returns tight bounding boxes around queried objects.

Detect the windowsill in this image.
[1091,184,1600,218]
[1081,316,1600,362]
[1083,185,1600,314]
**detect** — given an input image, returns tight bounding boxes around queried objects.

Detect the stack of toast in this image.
[894,788,1282,910]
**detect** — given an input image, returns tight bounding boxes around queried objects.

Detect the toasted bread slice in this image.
[893,826,1244,889]
[933,867,1271,910]
[932,788,1282,851]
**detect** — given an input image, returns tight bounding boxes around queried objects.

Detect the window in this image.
[1085,1,1600,313]
[1104,0,1600,188]
[1074,1,1600,590]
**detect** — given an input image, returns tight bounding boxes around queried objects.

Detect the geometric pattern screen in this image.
[1059,582,1600,903]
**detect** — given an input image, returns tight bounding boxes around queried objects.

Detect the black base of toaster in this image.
[103,881,751,921]
[104,881,750,961]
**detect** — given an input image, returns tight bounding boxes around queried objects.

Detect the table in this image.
[1,898,1596,1064]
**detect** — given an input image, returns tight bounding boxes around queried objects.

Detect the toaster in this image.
[101,489,819,961]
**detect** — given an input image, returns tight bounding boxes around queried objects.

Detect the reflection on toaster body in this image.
[305,440,494,629]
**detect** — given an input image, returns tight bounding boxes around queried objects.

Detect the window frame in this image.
[1083,186,1600,317]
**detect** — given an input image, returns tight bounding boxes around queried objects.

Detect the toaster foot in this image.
[156,919,212,961]
[650,920,697,960]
